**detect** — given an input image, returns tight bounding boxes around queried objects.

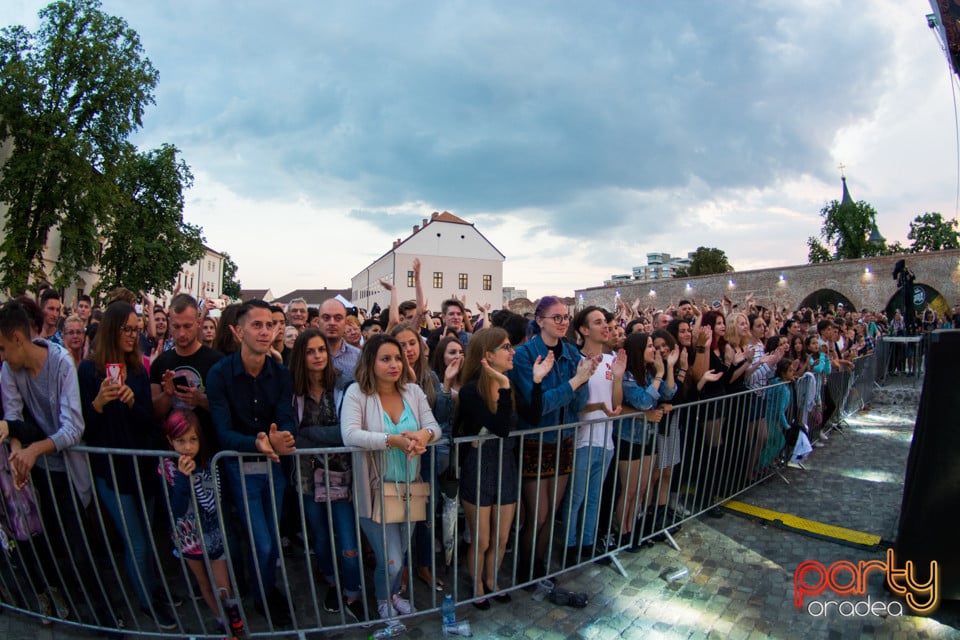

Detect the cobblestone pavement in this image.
[3,384,958,639]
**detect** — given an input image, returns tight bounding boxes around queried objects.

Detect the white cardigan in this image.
[340,383,440,519]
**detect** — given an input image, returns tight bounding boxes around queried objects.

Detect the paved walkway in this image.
[2,383,958,639]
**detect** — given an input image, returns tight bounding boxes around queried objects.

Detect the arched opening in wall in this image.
[885,283,950,324]
[797,289,857,314]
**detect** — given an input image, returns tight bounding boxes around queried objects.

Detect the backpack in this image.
[0,443,43,542]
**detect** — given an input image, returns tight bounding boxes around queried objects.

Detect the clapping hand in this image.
[255,432,279,463]
[444,353,463,387]
[666,345,680,368]
[532,351,555,383]
[574,353,601,385]
[702,369,724,383]
[611,348,627,379]
[697,326,712,348]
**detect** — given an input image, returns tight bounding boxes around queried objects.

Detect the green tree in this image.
[94,144,203,296]
[221,251,241,299]
[674,247,734,277]
[886,240,906,255]
[907,212,960,252]
[810,196,884,262]
[0,0,158,292]
[806,237,832,263]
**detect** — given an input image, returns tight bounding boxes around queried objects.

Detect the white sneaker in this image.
[391,594,414,615]
[377,599,397,620]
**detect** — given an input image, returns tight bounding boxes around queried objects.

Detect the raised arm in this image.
[413,258,426,329]
[381,278,400,332]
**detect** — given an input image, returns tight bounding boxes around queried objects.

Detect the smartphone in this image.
[173,375,190,389]
[106,363,122,384]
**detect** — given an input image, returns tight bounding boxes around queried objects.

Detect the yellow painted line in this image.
[723,500,882,548]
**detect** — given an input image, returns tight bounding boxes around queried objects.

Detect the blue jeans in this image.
[562,446,614,548]
[94,477,156,610]
[414,446,448,569]
[359,517,410,601]
[222,460,286,601]
[302,499,362,599]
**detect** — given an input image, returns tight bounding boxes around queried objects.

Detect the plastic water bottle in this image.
[442,620,474,637]
[532,578,556,602]
[660,566,689,583]
[442,594,456,626]
[369,621,407,639]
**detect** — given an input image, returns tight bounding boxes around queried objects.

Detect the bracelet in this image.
[695,346,706,353]
[384,433,391,449]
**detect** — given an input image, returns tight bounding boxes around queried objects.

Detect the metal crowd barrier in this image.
[802,351,879,441]
[0,369,879,637]
[875,335,925,386]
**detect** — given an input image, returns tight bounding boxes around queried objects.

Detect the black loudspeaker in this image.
[895,330,960,606]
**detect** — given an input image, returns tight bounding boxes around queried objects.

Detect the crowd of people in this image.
[0,268,942,636]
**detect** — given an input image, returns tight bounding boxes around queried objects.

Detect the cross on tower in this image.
[838,162,846,179]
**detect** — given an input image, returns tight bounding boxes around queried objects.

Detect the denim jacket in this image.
[616,370,676,444]
[508,335,588,443]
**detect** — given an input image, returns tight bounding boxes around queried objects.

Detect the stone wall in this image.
[576,250,960,313]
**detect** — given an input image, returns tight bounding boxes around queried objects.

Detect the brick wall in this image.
[577,250,960,313]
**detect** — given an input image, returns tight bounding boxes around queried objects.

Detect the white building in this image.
[631,252,694,282]
[158,245,226,308]
[351,211,505,315]
[502,286,529,302]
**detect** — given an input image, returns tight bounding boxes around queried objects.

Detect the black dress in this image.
[455,381,542,506]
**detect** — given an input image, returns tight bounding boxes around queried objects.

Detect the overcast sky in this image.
[4,1,958,299]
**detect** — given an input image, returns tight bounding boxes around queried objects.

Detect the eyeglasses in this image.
[493,343,514,352]
[120,325,139,335]
[64,330,85,336]
[541,314,569,324]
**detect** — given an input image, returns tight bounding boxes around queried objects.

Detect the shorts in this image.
[617,438,654,462]
[521,437,574,478]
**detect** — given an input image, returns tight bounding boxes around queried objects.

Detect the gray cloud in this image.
[108,1,896,243]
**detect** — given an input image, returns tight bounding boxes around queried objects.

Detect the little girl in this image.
[160,409,244,638]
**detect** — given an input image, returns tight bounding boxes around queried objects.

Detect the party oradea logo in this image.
[794,549,939,617]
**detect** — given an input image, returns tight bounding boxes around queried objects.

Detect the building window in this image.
[458,273,468,289]
[433,272,443,289]
[407,270,415,288]
[483,275,492,291]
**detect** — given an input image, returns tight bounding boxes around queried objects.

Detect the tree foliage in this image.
[907,212,960,253]
[808,197,885,262]
[221,251,241,299]
[94,144,203,296]
[674,247,734,277]
[0,0,160,292]
[806,237,832,263]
